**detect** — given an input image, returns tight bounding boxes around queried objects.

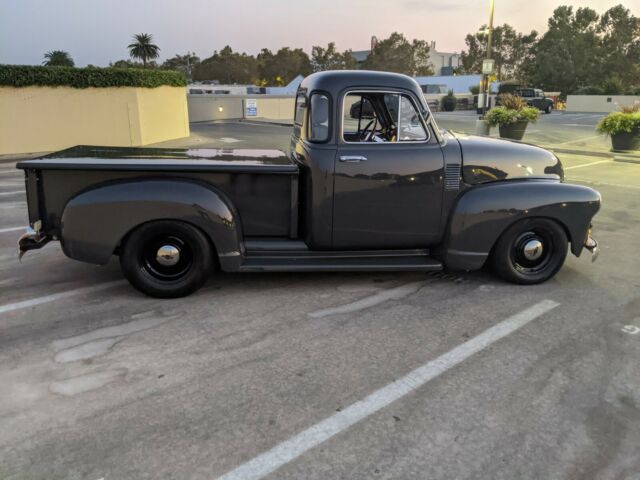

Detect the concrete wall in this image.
[566,95,640,113]
[0,86,189,155]
[188,95,295,122]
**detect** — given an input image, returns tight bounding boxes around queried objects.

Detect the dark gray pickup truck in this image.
[17,71,601,298]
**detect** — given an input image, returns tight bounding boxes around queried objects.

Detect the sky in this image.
[0,0,635,66]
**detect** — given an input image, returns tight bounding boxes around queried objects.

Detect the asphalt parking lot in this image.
[1,122,640,480]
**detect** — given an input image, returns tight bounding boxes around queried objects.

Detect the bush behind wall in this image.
[0,65,187,88]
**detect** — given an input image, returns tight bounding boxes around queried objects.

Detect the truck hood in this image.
[450,132,564,184]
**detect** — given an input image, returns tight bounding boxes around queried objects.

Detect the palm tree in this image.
[42,50,74,67]
[128,33,160,68]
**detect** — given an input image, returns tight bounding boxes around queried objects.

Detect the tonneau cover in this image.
[16,145,297,174]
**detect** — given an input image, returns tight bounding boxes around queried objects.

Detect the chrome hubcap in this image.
[156,245,181,267]
[522,239,544,261]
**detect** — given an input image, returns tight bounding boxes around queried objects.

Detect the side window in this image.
[293,93,306,137]
[398,95,427,141]
[308,93,330,142]
[342,91,428,143]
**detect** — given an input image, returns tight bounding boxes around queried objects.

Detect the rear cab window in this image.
[293,92,306,137]
[308,93,330,142]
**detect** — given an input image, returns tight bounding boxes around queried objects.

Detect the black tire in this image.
[490,218,568,285]
[120,220,213,298]
[545,105,552,114]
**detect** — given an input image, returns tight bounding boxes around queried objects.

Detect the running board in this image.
[240,250,443,272]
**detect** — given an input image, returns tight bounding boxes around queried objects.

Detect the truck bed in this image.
[16,146,299,238]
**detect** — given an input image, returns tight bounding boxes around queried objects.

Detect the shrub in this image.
[499,93,528,110]
[441,89,456,112]
[468,85,480,95]
[596,111,640,136]
[484,94,540,127]
[0,64,187,88]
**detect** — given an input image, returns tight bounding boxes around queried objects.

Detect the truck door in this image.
[333,91,444,249]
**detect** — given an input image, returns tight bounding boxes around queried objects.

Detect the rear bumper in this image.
[18,227,51,260]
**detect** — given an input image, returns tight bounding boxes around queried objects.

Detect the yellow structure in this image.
[0,86,189,155]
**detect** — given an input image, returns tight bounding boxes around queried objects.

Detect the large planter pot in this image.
[499,120,529,140]
[610,129,640,152]
[475,119,491,136]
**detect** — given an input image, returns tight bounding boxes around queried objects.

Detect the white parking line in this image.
[0,226,24,234]
[564,160,613,170]
[218,299,560,480]
[0,280,127,316]
[567,177,640,190]
[308,281,426,318]
[0,190,23,196]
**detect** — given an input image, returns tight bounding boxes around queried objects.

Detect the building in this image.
[427,41,461,76]
[350,38,461,76]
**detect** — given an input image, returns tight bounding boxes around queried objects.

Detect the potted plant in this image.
[441,89,457,112]
[484,94,540,140]
[596,104,640,152]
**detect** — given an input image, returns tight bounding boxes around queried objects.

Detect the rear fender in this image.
[60,179,243,270]
[441,181,601,270]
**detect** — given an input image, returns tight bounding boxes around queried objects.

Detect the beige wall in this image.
[566,95,640,113]
[188,95,295,122]
[0,86,189,155]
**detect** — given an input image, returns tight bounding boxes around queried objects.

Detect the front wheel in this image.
[490,218,568,285]
[120,220,213,298]
[545,104,552,114]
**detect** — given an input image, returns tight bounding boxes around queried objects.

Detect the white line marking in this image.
[554,134,603,146]
[0,190,23,196]
[0,280,127,316]
[218,299,560,480]
[564,160,612,170]
[0,226,24,234]
[0,170,19,175]
[308,281,427,318]
[567,177,640,190]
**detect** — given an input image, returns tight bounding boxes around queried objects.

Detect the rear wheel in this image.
[120,220,213,298]
[490,218,568,285]
[545,104,552,114]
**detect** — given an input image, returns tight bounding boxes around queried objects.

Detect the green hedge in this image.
[0,65,187,88]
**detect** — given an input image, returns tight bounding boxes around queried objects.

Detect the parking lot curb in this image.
[239,119,294,127]
[614,154,640,164]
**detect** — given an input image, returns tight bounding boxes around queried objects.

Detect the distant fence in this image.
[188,95,295,123]
[566,95,640,113]
[187,93,478,123]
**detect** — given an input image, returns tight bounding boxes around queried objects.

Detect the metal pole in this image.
[484,0,495,115]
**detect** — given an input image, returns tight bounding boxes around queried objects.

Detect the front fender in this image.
[60,179,243,270]
[441,180,601,270]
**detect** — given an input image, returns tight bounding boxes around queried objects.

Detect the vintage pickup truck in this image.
[17,71,600,298]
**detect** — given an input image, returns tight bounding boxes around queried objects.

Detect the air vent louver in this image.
[445,163,461,191]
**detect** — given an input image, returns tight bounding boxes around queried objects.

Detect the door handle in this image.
[339,155,368,162]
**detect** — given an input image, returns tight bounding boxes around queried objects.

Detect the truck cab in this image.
[17,71,600,298]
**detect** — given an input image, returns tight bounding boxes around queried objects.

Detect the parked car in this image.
[17,71,600,298]
[497,85,554,113]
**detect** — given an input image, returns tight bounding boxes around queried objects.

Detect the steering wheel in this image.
[359,118,377,141]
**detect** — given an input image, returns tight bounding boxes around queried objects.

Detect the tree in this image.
[528,6,602,94]
[360,32,433,76]
[162,52,200,80]
[109,59,155,69]
[597,4,640,88]
[310,42,357,72]
[42,50,74,67]
[193,46,258,84]
[257,47,312,85]
[459,24,537,81]
[128,33,160,68]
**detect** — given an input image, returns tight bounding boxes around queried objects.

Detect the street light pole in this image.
[483,0,495,115]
